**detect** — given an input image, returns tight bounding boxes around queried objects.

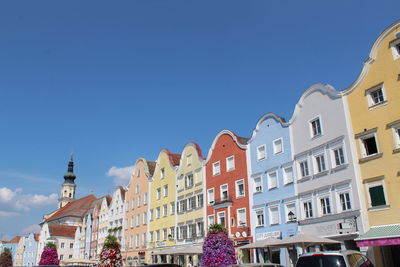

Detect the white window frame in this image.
[207,215,215,227]
[235,179,245,198]
[207,188,215,205]
[273,138,283,154]
[358,132,380,158]
[237,208,247,227]
[135,184,140,194]
[331,146,346,168]
[298,159,310,179]
[302,199,313,219]
[156,188,161,200]
[388,121,400,150]
[390,37,400,60]
[269,206,280,225]
[337,191,352,212]
[365,83,387,109]
[212,161,221,176]
[257,144,266,161]
[156,207,160,219]
[226,156,235,172]
[160,168,165,179]
[314,153,327,174]
[143,211,147,225]
[136,214,140,226]
[170,202,175,215]
[220,184,229,200]
[268,171,278,190]
[255,209,265,227]
[137,196,141,207]
[163,185,168,197]
[318,195,332,216]
[283,167,293,185]
[309,116,323,138]
[285,203,297,223]
[217,211,226,227]
[253,176,263,193]
[187,154,192,166]
[163,204,168,217]
[366,180,388,208]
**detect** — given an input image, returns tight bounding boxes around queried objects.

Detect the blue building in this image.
[2,236,20,264]
[23,233,39,266]
[247,113,298,266]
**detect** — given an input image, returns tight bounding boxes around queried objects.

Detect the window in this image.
[390,38,400,60]
[156,230,160,241]
[129,235,133,248]
[60,255,64,260]
[185,174,194,188]
[163,204,168,216]
[170,227,175,239]
[131,198,135,209]
[236,179,245,198]
[188,224,195,238]
[237,208,247,226]
[143,212,147,224]
[178,199,186,213]
[197,221,204,237]
[366,84,386,108]
[136,234,140,247]
[283,167,293,184]
[188,197,195,210]
[149,231,154,242]
[267,171,278,190]
[137,168,141,177]
[339,192,351,211]
[136,214,140,226]
[170,202,175,215]
[360,134,379,157]
[368,184,387,207]
[394,127,400,148]
[197,194,204,208]
[156,188,161,200]
[130,215,134,227]
[315,154,326,173]
[299,160,309,178]
[70,243,73,249]
[254,177,262,193]
[320,197,331,215]
[217,212,226,227]
[149,209,154,221]
[255,210,264,227]
[212,162,220,176]
[285,203,296,222]
[187,154,192,166]
[135,184,140,194]
[220,184,228,200]
[303,201,313,218]
[226,156,235,171]
[142,233,146,246]
[257,145,266,161]
[207,188,214,205]
[61,242,65,248]
[208,215,215,227]
[156,207,160,219]
[143,193,148,205]
[310,117,322,137]
[160,168,165,179]
[273,138,283,154]
[333,147,346,166]
[137,196,141,207]
[163,229,167,241]
[163,185,168,197]
[269,207,279,225]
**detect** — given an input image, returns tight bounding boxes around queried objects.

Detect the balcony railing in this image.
[213,196,233,205]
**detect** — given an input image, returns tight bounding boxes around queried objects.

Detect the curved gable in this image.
[205,130,248,164]
[248,113,288,143]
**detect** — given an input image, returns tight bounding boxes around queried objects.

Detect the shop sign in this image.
[255,231,281,241]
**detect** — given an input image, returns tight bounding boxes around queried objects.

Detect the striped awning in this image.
[355,224,400,247]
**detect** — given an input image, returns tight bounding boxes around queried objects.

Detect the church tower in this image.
[58,154,77,208]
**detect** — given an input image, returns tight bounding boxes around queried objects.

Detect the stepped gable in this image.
[45,194,97,222]
[147,161,156,176]
[49,224,77,238]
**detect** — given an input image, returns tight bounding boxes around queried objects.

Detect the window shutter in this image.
[369,186,386,206]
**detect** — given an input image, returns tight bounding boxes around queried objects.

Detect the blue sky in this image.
[0,1,399,238]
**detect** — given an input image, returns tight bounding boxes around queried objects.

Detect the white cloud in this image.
[0,187,58,216]
[19,224,41,235]
[106,166,134,186]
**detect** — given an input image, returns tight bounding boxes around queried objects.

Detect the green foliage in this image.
[104,234,120,249]
[98,234,122,267]
[208,223,227,233]
[0,249,13,267]
[107,226,123,233]
[44,242,57,249]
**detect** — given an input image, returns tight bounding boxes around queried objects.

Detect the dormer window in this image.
[366,84,387,109]
[310,117,322,137]
[160,168,165,179]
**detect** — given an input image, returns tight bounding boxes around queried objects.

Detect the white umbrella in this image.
[277,233,341,250]
[239,238,283,249]
[170,246,203,254]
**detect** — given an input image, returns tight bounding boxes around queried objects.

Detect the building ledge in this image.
[359,153,383,164]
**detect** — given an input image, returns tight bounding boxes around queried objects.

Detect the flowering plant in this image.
[38,247,60,265]
[201,224,237,266]
[98,235,122,267]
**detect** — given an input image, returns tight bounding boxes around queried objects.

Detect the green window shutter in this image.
[369,185,386,206]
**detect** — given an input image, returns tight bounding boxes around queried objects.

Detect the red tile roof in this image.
[45,194,97,222]
[192,142,205,159]
[34,234,40,241]
[147,161,156,175]
[164,149,181,166]
[49,224,77,238]
[3,236,21,244]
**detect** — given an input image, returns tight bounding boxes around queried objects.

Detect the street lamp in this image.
[288,211,296,222]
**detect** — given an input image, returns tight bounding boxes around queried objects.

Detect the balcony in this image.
[212,196,233,209]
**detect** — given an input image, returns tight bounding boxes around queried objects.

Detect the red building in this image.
[205,130,252,250]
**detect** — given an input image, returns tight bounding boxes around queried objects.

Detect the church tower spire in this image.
[58,153,77,208]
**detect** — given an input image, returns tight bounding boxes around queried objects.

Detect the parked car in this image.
[295,250,374,267]
[229,263,284,267]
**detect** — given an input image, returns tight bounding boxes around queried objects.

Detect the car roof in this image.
[299,250,362,257]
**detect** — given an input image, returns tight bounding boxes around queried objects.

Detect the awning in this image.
[239,238,282,249]
[61,258,98,266]
[355,224,400,247]
[152,246,202,255]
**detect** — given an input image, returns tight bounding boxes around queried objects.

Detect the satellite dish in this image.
[235,232,241,238]
[242,231,247,237]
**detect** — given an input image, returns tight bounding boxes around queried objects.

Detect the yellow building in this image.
[175,143,205,266]
[343,21,400,267]
[148,149,181,263]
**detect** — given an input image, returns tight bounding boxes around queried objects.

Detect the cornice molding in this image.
[205,129,247,164]
[248,113,289,143]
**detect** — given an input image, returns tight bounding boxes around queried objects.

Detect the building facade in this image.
[96,195,112,254]
[148,149,180,263]
[247,113,297,266]
[344,21,400,267]
[204,130,252,263]
[175,142,205,266]
[108,186,126,248]
[123,158,155,266]
[23,233,39,266]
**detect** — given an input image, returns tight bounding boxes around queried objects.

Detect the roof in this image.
[147,161,156,175]
[169,153,181,166]
[3,236,21,244]
[49,224,77,238]
[45,194,97,222]
[118,186,126,201]
[34,234,40,241]
[355,224,400,241]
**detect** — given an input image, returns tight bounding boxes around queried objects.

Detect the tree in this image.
[98,234,122,267]
[0,248,13,267]
[201,224,237,267]
[39,242,60,266]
